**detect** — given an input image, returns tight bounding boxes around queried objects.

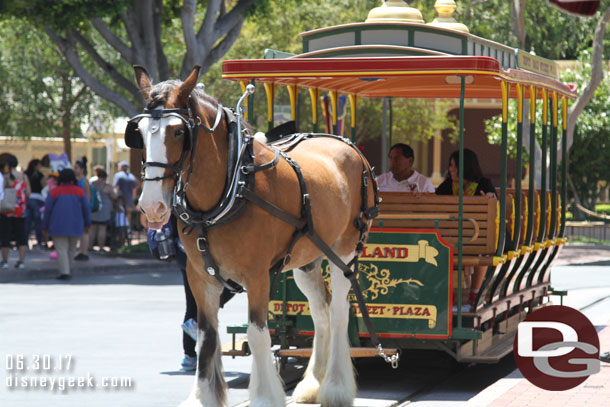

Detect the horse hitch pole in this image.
[236,84,255,144]
[236,84,255,116]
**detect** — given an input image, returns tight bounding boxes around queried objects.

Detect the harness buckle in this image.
[302,193,310,206]
[196,237,207,252]
[179,212,190,222]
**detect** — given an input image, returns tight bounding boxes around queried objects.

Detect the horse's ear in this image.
[134,65,153,100]
[176,65,201,107]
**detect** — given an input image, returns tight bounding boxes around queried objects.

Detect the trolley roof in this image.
[222,56,577,100]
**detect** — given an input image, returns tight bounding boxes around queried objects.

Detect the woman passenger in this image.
[435,149,496,309]
[435,149,496,198]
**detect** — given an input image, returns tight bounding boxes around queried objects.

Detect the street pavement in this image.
[0,246,167,283]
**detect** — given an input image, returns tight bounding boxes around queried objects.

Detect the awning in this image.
[222,56,577,100]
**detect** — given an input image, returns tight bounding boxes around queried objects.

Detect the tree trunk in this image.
[61,77,72,160]
[62,124,72,160]
[566,7,610,157]
[511,0,526,48]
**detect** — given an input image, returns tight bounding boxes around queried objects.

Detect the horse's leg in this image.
[246,270,285,407]
[319,252,357,407]
[179,271,225,407]
[292,257,331,403]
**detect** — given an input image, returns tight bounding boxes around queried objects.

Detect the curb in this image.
[0,261,172,283]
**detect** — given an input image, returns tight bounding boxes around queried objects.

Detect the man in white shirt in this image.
[376,143,435,192]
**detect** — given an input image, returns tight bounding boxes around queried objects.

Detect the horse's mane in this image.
[146,79,216,113]
[146,79,254,135]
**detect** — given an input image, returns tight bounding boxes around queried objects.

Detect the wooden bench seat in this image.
[375,192,503,266]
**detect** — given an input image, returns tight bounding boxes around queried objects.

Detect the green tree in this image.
[0,18,116,159]
[1,0,259,117]
[470,0,610,204]
[562,50,610,214]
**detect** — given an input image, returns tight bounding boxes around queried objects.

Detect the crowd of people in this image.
[0,154,139,279]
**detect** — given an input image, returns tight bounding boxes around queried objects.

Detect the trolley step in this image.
[276,347,398,359]
[221,338,250,358]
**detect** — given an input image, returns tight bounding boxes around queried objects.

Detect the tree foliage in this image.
[562,50,610,211]
[458,0,599,58]
[0,17,116,158]
[0,0,259,118]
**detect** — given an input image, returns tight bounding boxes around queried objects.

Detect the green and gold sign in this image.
[516,50,559,79]
[269,229,453,340]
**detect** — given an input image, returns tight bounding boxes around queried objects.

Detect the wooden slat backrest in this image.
[375,192,498,255]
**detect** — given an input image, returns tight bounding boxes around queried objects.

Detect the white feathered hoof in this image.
[292,373,322,404]
[318,374,356,407]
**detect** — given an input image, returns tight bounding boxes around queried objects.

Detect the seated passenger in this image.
[376,143,435,193]
[435,148,496,309]
[435,149,496,198]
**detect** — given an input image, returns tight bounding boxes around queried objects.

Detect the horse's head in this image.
[127,65,201,229]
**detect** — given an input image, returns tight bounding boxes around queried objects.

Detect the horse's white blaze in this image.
[247,324,285,407]
[139,107,183,222]
[318,253,357,407]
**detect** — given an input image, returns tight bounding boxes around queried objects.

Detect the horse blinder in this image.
[125,120,145,149]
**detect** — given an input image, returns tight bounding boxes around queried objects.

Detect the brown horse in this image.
[132,65,376,407]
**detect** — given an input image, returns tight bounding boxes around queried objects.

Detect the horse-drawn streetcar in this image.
[221,2,575,365]
[129,2,577,406]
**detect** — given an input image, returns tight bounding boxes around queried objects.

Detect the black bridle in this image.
[124,97,223,183]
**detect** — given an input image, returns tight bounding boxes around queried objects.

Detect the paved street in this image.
[0,271,253,407]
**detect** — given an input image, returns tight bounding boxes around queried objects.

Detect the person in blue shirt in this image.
[42,169,91,280]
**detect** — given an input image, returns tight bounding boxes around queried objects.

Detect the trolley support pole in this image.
[389,98,393,148]
[514,84,524,248]
[457,76,466,326]
[538,89,548,242]
[525,86,537,245]
[264,82,276,133]
[560,96,568,237]
[308,88,320,133]
[549,92,558,240]
[348,94,358,143]
[497,81,509,257]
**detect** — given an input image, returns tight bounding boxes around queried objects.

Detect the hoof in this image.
[292,374,321,404]
[319,376,356,407]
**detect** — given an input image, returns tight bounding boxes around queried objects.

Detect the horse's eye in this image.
[175,129,185,137]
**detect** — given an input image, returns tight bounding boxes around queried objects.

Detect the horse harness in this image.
[125,96,399,367]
